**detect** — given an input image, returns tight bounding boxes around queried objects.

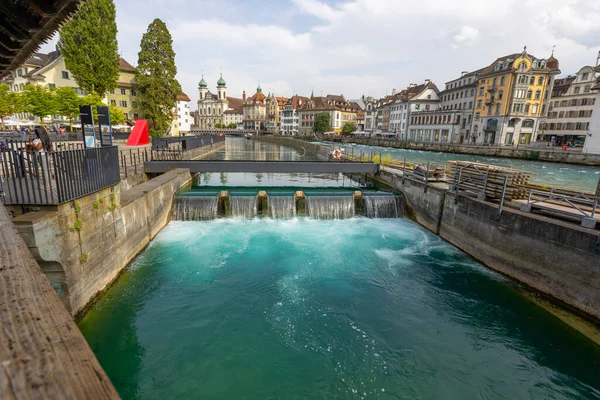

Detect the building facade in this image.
[197,74,228,129]
[584,79,600,154]
[281,95,309,135]
[107,58,138,121]
[541,56,599,146]
[438,69,481,143]
[243,85,267,130]
[471,49,560,146]
[171,93,191,135]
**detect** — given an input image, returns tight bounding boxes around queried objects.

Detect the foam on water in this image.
[80,218,600,400]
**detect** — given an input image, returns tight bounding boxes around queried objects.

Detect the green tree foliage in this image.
[227,122,237,129]
[54,86,80,130]
[0,84,25,129]
[109,104,125,125]
[341,122,357,136]
[314,112,330,134]
[57,0,120,96]
[23,85,56,125]
[135,19,181,137]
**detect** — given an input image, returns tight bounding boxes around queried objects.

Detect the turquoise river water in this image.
[79,218,600,399]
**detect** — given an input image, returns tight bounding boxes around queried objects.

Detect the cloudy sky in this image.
[43,0,600,109]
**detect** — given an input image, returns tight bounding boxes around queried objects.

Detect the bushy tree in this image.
[57,0,119,96]
[227,122,237,129]
[134,18,181,137]
[0,84,25,129]
[341,122,357,136]
[54,86,80,131]
[23,85,56,125]
[109,104,126,125]
[314,112,330,134]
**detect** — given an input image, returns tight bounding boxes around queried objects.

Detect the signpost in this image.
[97,106,113,147]
[79,105,96,148]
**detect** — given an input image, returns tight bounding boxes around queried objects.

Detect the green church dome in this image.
[199,75,207,88]
[217,73,226,87]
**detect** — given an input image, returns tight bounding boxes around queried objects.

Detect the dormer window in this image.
[540,61,546,68]
[518,62,526,71]
[494,64,501,72]
[532,61,538,68]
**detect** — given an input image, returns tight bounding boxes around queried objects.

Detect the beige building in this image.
[106,58,138,121]
[1,51,138,124]
[243,85,267,130]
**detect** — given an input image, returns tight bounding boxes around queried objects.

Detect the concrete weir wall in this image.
[378,169,600,322]
[13,168,192,317]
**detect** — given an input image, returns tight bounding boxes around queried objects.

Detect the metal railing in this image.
[525,189,598,219]
[450,163,509,217]
[1,145,120,206]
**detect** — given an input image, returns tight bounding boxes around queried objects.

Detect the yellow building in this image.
[106,58,138,121]
[472,48,560,145]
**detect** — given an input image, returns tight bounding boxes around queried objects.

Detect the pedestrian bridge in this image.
[144,160,380,174]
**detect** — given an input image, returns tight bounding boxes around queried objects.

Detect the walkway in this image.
[144,160,380,174]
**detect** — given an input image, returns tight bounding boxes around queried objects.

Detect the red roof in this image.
[177,92,191,102]
[119,58,136,72]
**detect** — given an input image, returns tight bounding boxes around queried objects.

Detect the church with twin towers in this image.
[196,73,245,129]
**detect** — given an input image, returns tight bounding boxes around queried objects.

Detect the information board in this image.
[97,106,113,146]
[79,105,96,148]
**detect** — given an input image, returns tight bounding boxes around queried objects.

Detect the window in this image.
[479,87,484,96]
[574,87,580,94]
[470,89,475,96]
[579,110,586,118]
[477,100,482,108]
[538,77,544,85]
[62,71,69,79]
[468,101,473,108]
[495,64,501,72]
[48,83,56,89]
[109,89,114,94]
[110,99,116,106]
[519,62,526,71]
[584,85,591,93]
[532,104,538,115]
[582,73,589,80]
[581,98,588,106]
[131,89,136,96]
[529,76,535,85]
[527,90,532,99]
[121,88,126,95]
[522,119,534,128]
[475,112,480,119]
[535,90,541,100]
[524,104,530,114]
[569,99,577,106]
[492,77,497,87]
[17,69,22,77]
[120,100,127,107]
[495,104,500,115]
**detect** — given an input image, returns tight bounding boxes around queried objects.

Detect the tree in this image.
[57,0,120,96]
[314,112,330,134]
[0,84,25,129]
[134,19,181,137]
[109,104,125,125]
[227,122,237,129]
[23,85,56,125]
[54,86,80,131]
[341,122,357,136]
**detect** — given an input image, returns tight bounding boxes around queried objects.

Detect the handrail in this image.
[526,189,598,218]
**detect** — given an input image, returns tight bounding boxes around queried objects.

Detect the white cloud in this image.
[39,0,600,109]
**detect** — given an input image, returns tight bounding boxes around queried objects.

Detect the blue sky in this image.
[42,0,600,109]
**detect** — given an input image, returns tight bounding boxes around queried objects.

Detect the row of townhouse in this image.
[360,48,600,152]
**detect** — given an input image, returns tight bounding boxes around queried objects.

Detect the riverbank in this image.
[298,136,600,166]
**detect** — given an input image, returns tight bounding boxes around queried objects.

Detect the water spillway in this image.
[171,187,403,220]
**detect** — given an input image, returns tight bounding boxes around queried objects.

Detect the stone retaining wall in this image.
[12,168,192,316]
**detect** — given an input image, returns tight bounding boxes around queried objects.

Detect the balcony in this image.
[483,119,498,132]
[487,86,498,93]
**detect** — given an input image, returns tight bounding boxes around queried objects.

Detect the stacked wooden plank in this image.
[446,161,532,201]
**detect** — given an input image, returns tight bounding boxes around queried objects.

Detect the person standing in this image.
[27,126,53,189]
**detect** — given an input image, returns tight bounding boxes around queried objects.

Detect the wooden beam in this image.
[21,0,59,18]
[0,204,120,399]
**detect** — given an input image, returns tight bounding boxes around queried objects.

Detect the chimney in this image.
[392,89,397,95]
[424,79,431,84]
[243,90,246,101]
[461,71,468,76]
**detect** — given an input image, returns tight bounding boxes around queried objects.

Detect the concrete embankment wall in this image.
[308,137,600,166]
[13,168,192,317]
[378,169,600,322]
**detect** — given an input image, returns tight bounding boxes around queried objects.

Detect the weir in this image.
[170,189,403,221]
